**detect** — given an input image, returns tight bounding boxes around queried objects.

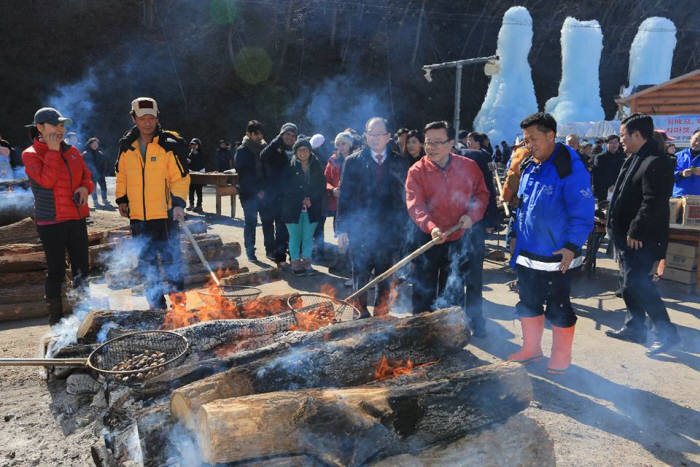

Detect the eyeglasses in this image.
[424,140,450,146]
[366,132,388,138]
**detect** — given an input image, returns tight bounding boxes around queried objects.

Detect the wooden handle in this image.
[181,222,220,286]
[346,223,462,302]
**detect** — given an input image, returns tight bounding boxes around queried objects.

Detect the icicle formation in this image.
[545,17,604,124]
[628,17,677,90]
[474,6,537,145]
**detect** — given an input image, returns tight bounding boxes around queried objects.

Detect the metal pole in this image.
[454,65,463,134]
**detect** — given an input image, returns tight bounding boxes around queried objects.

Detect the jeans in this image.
[37,219,89,299]
[241,196,274,256]
[516,265,576,328]
[91,175,107,203]
[615,237,675,336]
[286,211,317,261]
[130,218,184,310]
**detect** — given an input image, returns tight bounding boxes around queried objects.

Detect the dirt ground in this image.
[0,181,698,466]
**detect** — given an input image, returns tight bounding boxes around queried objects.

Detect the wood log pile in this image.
[0,216,246,321]
[50,304,536,466]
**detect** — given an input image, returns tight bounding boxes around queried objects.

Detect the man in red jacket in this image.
[406,121,490,334]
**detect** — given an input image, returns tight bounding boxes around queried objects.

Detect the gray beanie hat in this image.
[280,122,298,135]
[334,132,353,147]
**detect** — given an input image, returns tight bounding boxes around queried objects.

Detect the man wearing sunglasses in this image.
[336,117,409,318]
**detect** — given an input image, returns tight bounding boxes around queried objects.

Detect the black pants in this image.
[241,196,274,256]
[464,222,486,326]
[516,265,576,328]
[350,240,393,314]
[91,175,107,203]
[615,238,675,337]
[130,219,184,310]
[413,231,470,315]
[313,216,326,251]
[189,184,203,207]
[37,219,89,299]
[262,194,289,259]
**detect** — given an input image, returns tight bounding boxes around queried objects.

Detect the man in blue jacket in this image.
[672,129,700,197]
[508,113,594,374]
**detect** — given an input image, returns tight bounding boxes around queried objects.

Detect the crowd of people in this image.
[10,94,697,371]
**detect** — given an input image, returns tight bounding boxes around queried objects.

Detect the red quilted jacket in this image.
[23,139,93,223]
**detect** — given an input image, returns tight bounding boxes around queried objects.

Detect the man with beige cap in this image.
[114,97,190,309]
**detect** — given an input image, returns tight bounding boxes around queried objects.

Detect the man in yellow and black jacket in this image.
[115,97,190,310]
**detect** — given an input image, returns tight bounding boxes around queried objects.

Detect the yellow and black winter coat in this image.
[115,126,190,221]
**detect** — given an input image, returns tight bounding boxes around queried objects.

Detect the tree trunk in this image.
[195,362,532,465]
[170,307,470,429]
[143,308,466,396]
[3,270,48,286]
[0,218,39,245]
[221,267,281,285]
[76,310,167,343]
[0,300,48,322]
[0,283,46,304]
[0,250,47,272]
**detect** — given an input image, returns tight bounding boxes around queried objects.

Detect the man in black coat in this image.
[606,113,680,355]
[82,137,108,206]
[260,122,298,262]
[233,120,270,261]
[336,117,409,317]
[187,138,206,212]
[591,134,625,202]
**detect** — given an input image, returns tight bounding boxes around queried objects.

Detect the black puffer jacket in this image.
[233,137,265,201]
[260,134,293,196]
[608,140,675,258]
[280,155,325,224]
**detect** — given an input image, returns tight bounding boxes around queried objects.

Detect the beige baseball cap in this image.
[131,97,159,117]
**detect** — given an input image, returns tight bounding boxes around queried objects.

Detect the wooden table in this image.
[668,223,700,288]
[189,172,238,218]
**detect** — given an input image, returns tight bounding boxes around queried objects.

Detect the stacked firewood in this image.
[55,306,536,465]
[0,217,241,321]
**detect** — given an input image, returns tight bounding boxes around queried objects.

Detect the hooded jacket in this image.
[260,134,293,196]
[513,143,594,271]
[114,126,190,221]
[23,139,93,223]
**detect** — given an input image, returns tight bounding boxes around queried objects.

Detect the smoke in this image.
[164,423,205,466]
[285,74,391,139]
[0,186,34,223]
[46,69,100,146]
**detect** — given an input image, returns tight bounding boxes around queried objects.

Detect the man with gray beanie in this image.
[260,122,298,262]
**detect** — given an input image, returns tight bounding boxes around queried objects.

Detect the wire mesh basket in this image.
[287,293,361,325]
[197,285,262,307]
[88,330,189,384]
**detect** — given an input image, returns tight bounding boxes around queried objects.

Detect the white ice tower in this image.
[627,17,677,91]
[545,17,605,124]
[474,6,537,145]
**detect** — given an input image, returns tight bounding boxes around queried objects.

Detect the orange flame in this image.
[374,356,414,380]
[289,301,335,332]
[161,271,292,329]
[373,356,438,381]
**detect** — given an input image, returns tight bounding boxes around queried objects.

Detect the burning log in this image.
[76,310,167,343]
[170,307,470,430]
[194,361,532,465]
[144,308,465,395]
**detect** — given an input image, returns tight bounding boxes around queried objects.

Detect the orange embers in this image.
[161,274,293,329]
[373,356,438,381]
[289,301,335,332]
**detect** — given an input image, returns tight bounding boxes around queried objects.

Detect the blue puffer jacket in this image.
[672,148,700,197]
[512,143,594,271]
